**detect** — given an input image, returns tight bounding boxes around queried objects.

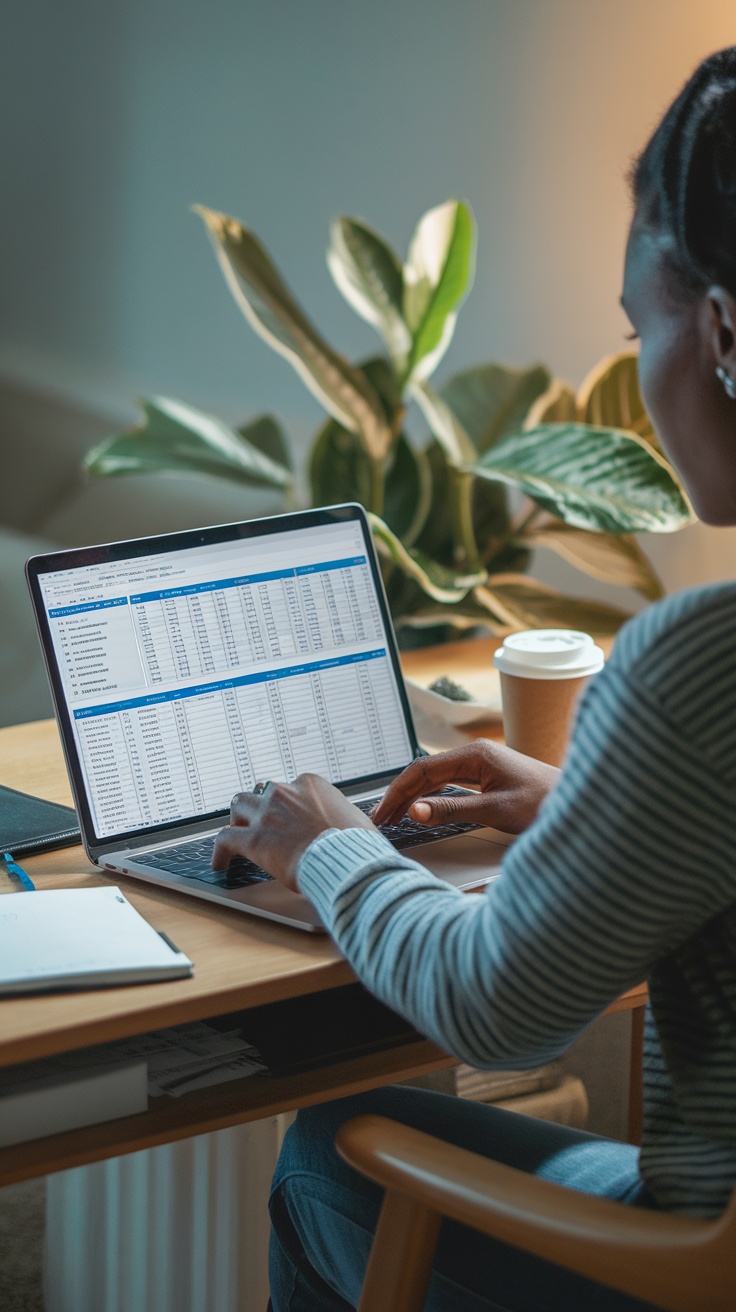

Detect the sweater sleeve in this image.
[298,665,736,1069]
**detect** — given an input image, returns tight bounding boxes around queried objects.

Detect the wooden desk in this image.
[0,717,455,1186]
[0,683,645,1187]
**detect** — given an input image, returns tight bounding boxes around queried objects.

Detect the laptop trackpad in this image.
[411,833,509,888]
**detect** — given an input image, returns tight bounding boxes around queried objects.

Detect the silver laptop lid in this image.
[26,505,419,858]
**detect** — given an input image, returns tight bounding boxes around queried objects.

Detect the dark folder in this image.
[0,785,80,857]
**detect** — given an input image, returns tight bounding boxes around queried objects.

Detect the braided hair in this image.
[632,48,736,298]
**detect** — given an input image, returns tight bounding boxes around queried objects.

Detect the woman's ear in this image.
[706,286,736,379]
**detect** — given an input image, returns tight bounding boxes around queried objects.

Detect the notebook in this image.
[26,504,513,933]
[0,784,80,856]
[0,886,193,993]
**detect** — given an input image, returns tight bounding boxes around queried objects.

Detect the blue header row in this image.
[129,556,367,604]
[48,597,128,619]
[73,648,387,720]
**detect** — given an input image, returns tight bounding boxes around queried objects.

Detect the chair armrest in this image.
[337,1115,736,1312]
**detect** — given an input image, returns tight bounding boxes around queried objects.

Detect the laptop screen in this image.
[30,508,415,845]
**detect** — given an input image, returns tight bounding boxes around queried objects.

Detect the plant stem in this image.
[368,457,385,518]
[449,467,482,573]
[483,500,546,568]
[511,502,547,538]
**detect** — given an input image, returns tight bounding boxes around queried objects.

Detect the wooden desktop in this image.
[0,638,646,1188]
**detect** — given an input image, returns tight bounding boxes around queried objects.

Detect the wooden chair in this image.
[336,1114,736,1312]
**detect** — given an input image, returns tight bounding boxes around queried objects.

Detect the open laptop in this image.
[26,504,513,932]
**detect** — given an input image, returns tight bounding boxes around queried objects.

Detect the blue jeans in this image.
[268,1085,661,1312]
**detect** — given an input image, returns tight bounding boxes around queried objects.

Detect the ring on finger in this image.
[253,780,272,797]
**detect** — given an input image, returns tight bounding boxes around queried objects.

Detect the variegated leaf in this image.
[369,513,485,603]
[477,573,630,635]
[522,522,662,600]
[85,397,292,488]
[402,201,475,382]
[327,217,411,370]
[524,379,578,426]
[470,423,692,533]
[441,363,551,452]
[577,351,661,452]
[196,206,392,461]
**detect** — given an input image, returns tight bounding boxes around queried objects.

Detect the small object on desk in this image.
[0,886,193,995]
[0,783,80,855]
[0,851,35,892]
[428,676,474,702]
[405,675,502,751]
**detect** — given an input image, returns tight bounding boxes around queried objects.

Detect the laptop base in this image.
[102,825,513,933]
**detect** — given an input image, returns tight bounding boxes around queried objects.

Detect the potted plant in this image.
[85,201,692,642]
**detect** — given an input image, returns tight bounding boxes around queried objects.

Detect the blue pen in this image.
[0,852,35,892]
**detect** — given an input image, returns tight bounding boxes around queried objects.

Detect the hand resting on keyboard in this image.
[371,741,559,833]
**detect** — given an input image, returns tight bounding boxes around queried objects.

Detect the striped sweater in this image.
[298,583,736,1218]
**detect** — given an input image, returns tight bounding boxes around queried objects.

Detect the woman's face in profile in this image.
[622,222,736,525]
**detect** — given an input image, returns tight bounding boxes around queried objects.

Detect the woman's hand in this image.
[371,741,559,834]
[211,774,375,892]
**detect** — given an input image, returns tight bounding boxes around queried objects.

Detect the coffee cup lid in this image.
[493,629,605,680]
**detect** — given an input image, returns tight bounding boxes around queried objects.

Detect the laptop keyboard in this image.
[144,839,272,889]
[143,787,483,889]
[353,786,483,848]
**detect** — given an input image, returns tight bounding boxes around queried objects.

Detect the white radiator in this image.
[45,1114,295,1312]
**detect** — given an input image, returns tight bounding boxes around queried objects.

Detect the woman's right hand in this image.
[371,741,560,834]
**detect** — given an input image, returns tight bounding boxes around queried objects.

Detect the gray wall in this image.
[3,0,736,586]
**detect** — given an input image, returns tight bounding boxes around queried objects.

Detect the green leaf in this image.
[411,379,476,465]
[441,363,551,453]
[469,424,693,533]
[368,513,485,603]
[413,441,512,570]
[238,414,292,471]
[476,574,631,635]
[195,206,392,461]
[402,200,475,382]
[522,522,663,600]
[394,601,506,634]
[327,217,411,370]
[85,397,292,489]
[578,351,661,452]
[357,354,404,428]
[309,419,376,511]
[412,441,456,566]
[383,436,432,546]
[308,354,417,528]
[473,480,528,572]
[309,422,429,543]
[524,379,578,426]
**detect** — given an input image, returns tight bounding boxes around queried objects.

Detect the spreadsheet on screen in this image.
[38,521,412,839]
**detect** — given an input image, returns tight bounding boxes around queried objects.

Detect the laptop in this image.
[27,504,513,932]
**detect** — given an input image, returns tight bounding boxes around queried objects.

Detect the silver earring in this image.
[716,365,736,399]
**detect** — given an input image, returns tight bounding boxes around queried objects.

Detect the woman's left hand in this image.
[211,775,375,892]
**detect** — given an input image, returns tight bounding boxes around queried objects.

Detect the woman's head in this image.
[622,48,736,523]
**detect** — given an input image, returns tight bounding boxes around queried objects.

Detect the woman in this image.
[213,48,736,1311]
